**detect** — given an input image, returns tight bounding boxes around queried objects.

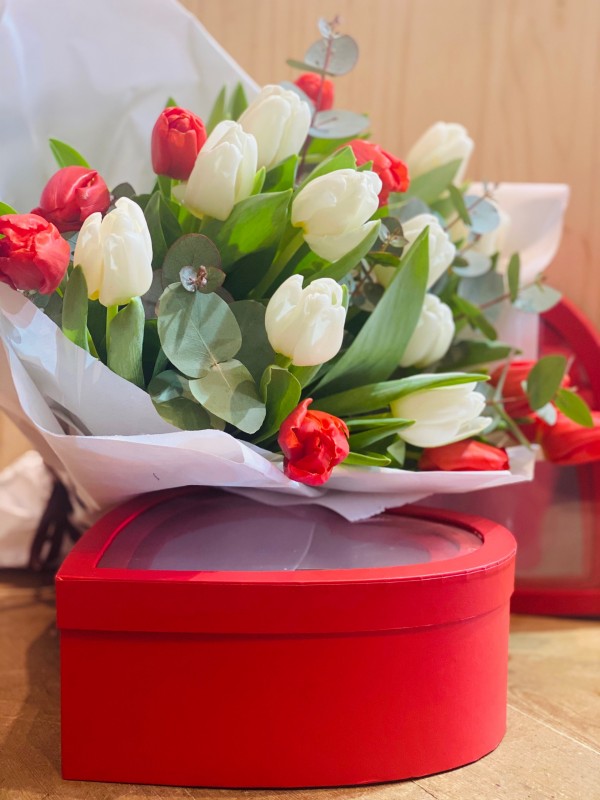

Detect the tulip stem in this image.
[250,230,305,298]
[274,354,292,369]
[105,304,119,349]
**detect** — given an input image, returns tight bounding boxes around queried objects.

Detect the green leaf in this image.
[514,283,562,313]
[162,233,221,287]
[554,387,594,428]
[0,201,17,215]
[402,159,462,205]
[201,190,292,268]
[312,372,488,417]
[453,295,497,340]
[107,298,145,388]
[49,138,90,169]
[525,354,567,410]
[306,221,381,284]
[229,300,275,383]
[189,359,266,434]
[386,438,406,467]
[86,300,107,362]
[157,284,242,378]
[206,86,228,135]
[255,365,302,442]
[349,422,413,451]
[229,82,249,120]
[165,97,178,108]
[345,416,414,431]
[315,228,430,394]
[144,192,183,269]
[344,451,392,467]
[448,184,471,225]
[438,340,515,370]
[507,253,520,303]
[148,371,212,430]
[251,167,266,195]
[61,266,89,352]
[263,155,299,193]
[296,145,356,192]
[141,319,168,385]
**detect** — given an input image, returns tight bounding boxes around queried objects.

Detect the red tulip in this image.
[294,72,334,112]
[32,166,110,233]
[278,398,349,486]
[151,106,207,181]
[539,411,600,466]
[0,213,70,294]
[419,440,510,471]
[490,359,571,419]
[346,139,410,205]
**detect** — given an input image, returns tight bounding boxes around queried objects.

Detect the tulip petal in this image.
[304,220,379,263]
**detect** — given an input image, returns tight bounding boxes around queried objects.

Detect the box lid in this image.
[56,488,516,634]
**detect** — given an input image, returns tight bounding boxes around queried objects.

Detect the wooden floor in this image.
[0,572,598,800]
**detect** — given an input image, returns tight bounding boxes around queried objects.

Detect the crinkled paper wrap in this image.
[0,283,534,521]
[0,0,568,523]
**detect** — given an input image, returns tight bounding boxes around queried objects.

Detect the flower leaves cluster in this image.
[1,17,595,485]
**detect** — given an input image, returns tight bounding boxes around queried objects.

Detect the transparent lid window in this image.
[98,493,482,572]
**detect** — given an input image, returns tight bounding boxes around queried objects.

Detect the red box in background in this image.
[56,489,516,788]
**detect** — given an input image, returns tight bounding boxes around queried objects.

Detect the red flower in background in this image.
[490,359,571,418]
[32,166,110,233]
[539,411,600,466]
[294,72,334,111]
[419,440,510,472]
[151,106,207,181]
[346,139,410,205]
[0,214,70,294]
[278,398,349,486]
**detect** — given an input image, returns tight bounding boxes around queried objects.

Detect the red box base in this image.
[56,489,516,788]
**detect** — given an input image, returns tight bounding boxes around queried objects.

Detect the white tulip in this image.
[74,197,153,307]
[265,275,346,367]
[406,122,474,185]
[390,382,489,448]
[183,121,257,221]
[292,169,382,262]
[238,84,311,170]
[400,294,455,368]
[374,213,455,289]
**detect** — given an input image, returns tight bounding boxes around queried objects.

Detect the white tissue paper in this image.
[0,0,568,566]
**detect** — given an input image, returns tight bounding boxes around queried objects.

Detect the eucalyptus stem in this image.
[250,230,305,299]
[105,304,119,350]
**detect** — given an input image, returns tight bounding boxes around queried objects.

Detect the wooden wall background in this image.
[1,0,599,466]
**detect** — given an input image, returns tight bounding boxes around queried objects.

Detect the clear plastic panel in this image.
[98,493,481,572]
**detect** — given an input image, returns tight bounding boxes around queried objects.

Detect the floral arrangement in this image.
[0,18,595,493]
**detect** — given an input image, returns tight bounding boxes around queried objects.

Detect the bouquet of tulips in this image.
[0,18,589,505]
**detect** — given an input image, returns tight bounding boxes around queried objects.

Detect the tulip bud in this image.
[400,294,455,368]
[238,84,311,169]
[419,440,509,471]
[390,382,489,448]
[32,166,110,233]
[406,122,474,185]
[151,106,207,181]
[294,73,334,111]
[182,121,257,221]
[0,213,70,294]
[374,213,455,289]
[265,275,346,367]
[346,139,410,205]
[74,197,153,307]
[292,169,382,263]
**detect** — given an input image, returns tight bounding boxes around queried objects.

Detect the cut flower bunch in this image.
[0,18,593,488]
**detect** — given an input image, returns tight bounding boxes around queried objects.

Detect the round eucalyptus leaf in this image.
[453,251,492,278]
[189,359,266,434]
[304,35,359,76]
[157,284,242,378]
[318,17,334,38]
[310,109,369,139]
[162,234,221,287]
[464,196,501,234]
[152,396,212,430]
